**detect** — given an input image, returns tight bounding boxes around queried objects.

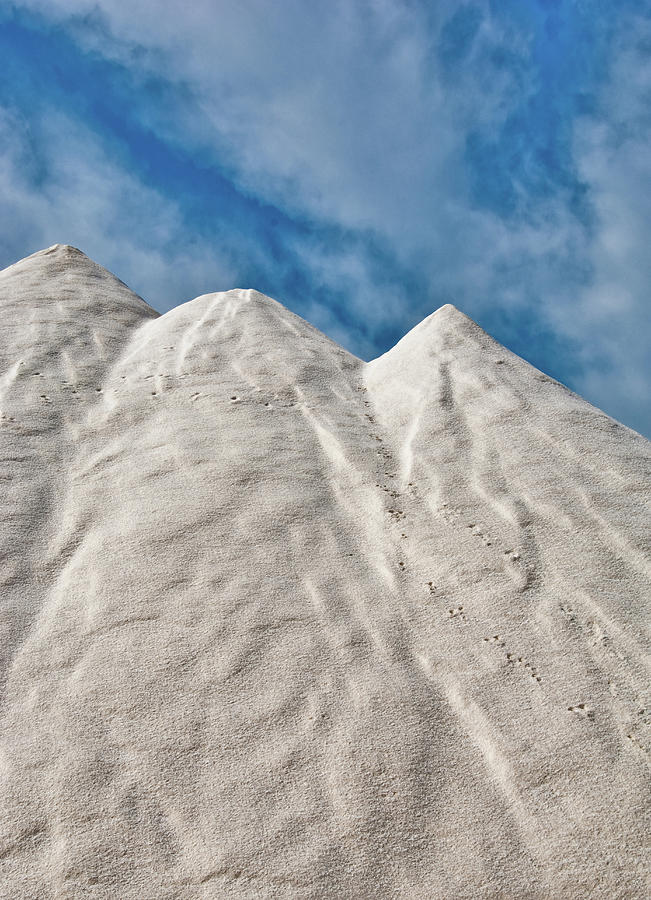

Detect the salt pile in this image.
[1,244,649,898]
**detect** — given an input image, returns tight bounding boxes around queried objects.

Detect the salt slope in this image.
[0,245,158,689]
[0,245,649,899]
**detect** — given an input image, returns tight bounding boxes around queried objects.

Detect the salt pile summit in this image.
[0,244,649,898]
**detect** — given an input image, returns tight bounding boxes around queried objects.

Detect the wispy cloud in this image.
[0,101,238,307]
[1,0,649,434]
[562,12,651,435]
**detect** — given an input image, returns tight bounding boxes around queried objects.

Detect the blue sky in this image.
[1,0,650,436]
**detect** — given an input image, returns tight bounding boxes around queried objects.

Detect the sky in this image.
[1,0,650,437]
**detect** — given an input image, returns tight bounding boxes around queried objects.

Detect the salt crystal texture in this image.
[0,245,649,898]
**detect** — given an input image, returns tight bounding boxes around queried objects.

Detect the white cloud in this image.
[14,1,519,244]
[560,17,651,433]
[0,104,237,309]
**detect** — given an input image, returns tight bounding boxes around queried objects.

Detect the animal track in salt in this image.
[567,703,594,720]
[447,605,466,621]
[626,730,649,754]
[513,655,542,683]
[483,639,543,682]
[559,603,579,627]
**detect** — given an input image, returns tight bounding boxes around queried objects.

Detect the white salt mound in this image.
[0,244,649,899]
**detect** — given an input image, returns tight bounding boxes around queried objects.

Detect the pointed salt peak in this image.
[221,287,291,311]
[5,243,87,269]
[41,243,86,256]
[183,286,308,323]
[182,287,269,305]
[1,245,159,319]
[367,302,495,370]
[2,244,100,280]
[432,302,472,322]
[177,287,269,316]
[423,302,483,332]
[415,302,492,345]
[399,302,482,343]
[172,287,362,361]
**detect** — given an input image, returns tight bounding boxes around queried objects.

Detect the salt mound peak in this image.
[1,244,158,323]
[2,243,94,277]
[380,301,493,354]
[429,300,472,322]
[40,242,86,256]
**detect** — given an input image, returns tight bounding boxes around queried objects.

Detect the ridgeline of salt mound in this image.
[0,245,649,899]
